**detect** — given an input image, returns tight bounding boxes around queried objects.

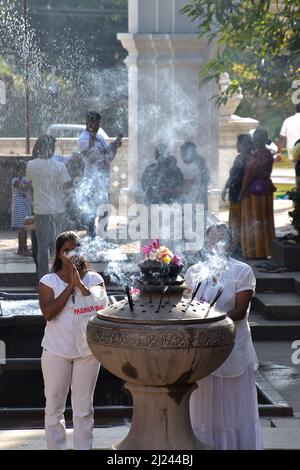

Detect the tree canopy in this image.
[181,1,300,102]
[0,0,128,137]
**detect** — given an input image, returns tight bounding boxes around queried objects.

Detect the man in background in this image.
[277,104,300,160]
[75,111,122,238]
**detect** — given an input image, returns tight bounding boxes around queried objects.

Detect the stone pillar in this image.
[118,0,220,203]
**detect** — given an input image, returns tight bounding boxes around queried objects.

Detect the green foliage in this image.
[28,0,128,70]
[0,0,128,137]
[287,187,300,241]
[181,1,300,101]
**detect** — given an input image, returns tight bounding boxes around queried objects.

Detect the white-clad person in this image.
[277,103,300,160]
[26,135,72,279]
[74,111,122,238]
[185,223,263,450]
[39,231,109,450]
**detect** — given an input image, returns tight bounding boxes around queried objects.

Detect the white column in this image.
[119,0,220,201]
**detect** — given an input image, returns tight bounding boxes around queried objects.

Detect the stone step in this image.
[0,407,131,430]
[271,418,300,428]
[0,273,37,288]
[262,427,300,450]
[295,279,300,296]
[252,291,300,321]
[255,370,293,417]
[255,276,296,293]
[249,310,300,340]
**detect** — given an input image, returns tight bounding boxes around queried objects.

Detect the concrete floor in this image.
[1,418,300,450]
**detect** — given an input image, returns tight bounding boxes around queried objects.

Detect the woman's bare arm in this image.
[39,282,74,321]
[227,290,253,321]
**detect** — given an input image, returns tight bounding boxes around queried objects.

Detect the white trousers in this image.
[41,349,100,450]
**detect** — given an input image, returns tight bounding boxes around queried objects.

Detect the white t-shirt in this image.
[280,113,300,159]
[185,257,259,377]
[40,271,106,358]
[77,129,109,180]
[26,158,71,214]
[51,153,70,165]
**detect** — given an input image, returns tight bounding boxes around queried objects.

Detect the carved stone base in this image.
[113,382,209,450]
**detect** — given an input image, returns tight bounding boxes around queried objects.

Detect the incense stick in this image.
[209,288,223,309]
[184,281,202,313]
[125,286,134,312]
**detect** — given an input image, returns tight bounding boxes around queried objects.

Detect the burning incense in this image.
[125,286,134,312]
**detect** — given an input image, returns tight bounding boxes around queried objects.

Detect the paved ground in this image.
[1,417,300,450]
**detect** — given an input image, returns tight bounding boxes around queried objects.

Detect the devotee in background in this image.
[141,144,163,205]
[74,111,122,238]
[277,103,300,160]
[156,148,184,204]
[222,134,253,256]
[141,143,184,205]
[180,141,210,211]
[26,135,72,279]
[11,160,32,256]
[39,231,109,450]
[185,223,262,450]
[240,128,276,259]
[141,143,184,249]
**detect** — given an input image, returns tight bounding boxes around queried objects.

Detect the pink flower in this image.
[171,254,182,266]
[142,244,152,256]
[130,288,140,294]
[141,240,181,267]
[142,240,160,257]
[151,239,160,249]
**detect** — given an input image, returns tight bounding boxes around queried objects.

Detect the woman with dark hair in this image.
[185,224,262,450]
[222,134,253,255]
[32,134,56,159]
[26,135,72,279]
[240,128,276,258]
[39,231,108,450]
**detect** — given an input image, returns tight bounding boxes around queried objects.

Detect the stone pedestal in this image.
[114,383,208,450]
[87,281,235,450]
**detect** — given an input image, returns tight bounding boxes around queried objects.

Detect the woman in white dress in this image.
[39,231,109,450]
[185,223,263,450]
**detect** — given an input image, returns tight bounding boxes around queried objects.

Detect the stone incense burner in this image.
[87,275,235,450]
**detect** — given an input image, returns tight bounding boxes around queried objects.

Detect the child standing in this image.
[11,160,32,256]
